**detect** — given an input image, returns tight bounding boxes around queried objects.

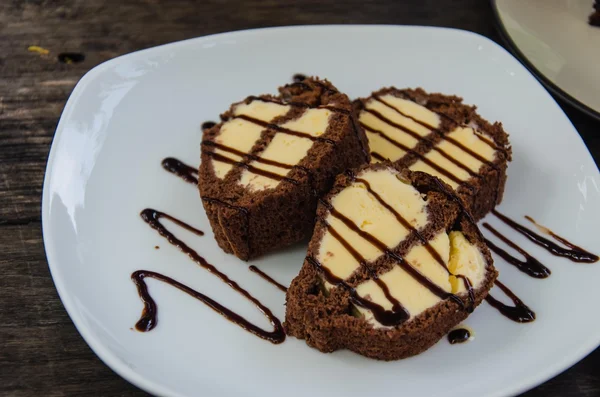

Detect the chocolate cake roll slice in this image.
[285,163,497,360]
[354,88,512,221]
[199,78,370,260]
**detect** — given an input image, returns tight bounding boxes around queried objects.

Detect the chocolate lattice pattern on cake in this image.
[312,167,486,324]
[285,164,497,360]
[199,78,369,260]
[354,88,511,221]
[204,97,340,190]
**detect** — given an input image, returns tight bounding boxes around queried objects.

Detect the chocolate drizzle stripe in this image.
[204,150,300,185]
[527,217,594,253]
[473,131,506,153]
[485,280,536,323]
[135,209,285,343]
[426,145,481,178]
[306,256,409,326]
[320,199,465,308]
[363,107,427,142]
[249,266,288,292]
[349,173,447,269]
[349,172,475,310]
[203,141,294,170]
[493,210,599,263]
[149,211,205,236]
[525,215,599,263]
[455,275,475,313]
[430,176,479,229]
[374,278,407,316]
[371,95,499,170]
[483,223,551,278]
[371,151,388,162]
[161,157,199,185]
[321,220,374,274]
[372,94,435,129]
[438,134,498,170]
[360,122,469,187]
[235,114,336,145]
[321,220,410,317]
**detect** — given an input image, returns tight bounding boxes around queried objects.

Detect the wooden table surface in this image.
[1,0,599,396]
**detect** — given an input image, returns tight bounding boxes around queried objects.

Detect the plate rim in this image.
[491,0,600,122]
[41,24,600,397]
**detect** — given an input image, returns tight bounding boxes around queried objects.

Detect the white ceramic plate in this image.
[42,25,600,397]
[493,0,600,120]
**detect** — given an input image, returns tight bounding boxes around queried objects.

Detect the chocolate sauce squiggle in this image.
[132,270,284,343]
[249,266,288,292]
[161,157,198,185]
[483,223,551,279]
[485,280,535,323]
[133,209,285,344]
[493,210,599,263]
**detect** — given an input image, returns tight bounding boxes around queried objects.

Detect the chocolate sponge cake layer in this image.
[284,163,497,360]
[354,88,512,221]
[199,78,370,260]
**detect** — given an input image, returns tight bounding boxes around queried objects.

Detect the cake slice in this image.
[199,77,370,260]
[354,88,511,221]
[284,163,497,360]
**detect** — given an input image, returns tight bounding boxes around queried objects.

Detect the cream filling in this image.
[239,108,332,191]
[317,168,428,281]
[409,126,497,189]
[315,166,487,329]
[233,100,290,122]
[355,232,451,323]
[360,95,440,163]
[211,118,264,178]
[210,100,290,178]
[448,231,487,293]
[361,94,498,188]
[354,230,487,328]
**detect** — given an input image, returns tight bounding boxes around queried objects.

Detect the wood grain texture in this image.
[0,0,598,396]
